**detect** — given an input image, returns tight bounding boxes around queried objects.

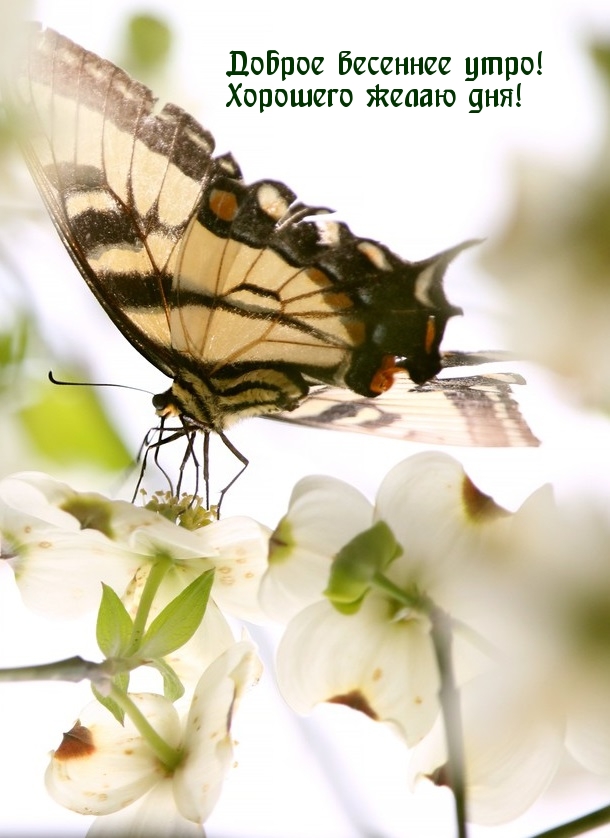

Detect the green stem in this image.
[371,573,468,838]
[127,554,172,654]
[0,655,140,687]
[371,571,426,609]
[0,655,104,683]
[429,604,468,838]
[372,573,501,662]
[529,804,610,838]
[110,685,182,771]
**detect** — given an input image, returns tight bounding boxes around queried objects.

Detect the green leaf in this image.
[325,521,402,614]
[591,43,610,89]
[148,658,185,703]
[18,374,132,470]
[124,14,172,73]
[139,569,214,659]
[0,316,28,368]
[92,672,129,725]
[97,584,134,657]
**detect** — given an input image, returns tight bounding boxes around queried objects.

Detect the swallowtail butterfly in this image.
[5,26,538,500]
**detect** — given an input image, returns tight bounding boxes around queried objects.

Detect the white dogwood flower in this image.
[0,472,269,623]
[261,452,514,746]
[45,641,261,837]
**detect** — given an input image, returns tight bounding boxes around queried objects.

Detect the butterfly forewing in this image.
[11,26,220,377]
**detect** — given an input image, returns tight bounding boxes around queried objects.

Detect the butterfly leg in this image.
[131,423,175,500]
[132,418,192,500]
[216,431,249,518]
[175,424,200,500]
[202,430,210,512]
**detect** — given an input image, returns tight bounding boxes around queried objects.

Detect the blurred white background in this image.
[2,0,610,835]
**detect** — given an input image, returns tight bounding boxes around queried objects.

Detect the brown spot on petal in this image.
[54,723,95,760]
[328,690,378,720]
[0,537,18,561]
[461,475,509,522]
[427,762,450,788]
[371,668,383,682]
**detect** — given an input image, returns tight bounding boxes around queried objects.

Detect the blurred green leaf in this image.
[18,374,132,470]
[591,42,610,88]
[0,316,28,369]
[123,14,172,74]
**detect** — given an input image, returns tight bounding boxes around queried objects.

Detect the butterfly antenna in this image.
[48,370,154,396]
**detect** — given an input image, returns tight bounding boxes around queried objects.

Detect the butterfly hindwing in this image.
[271,370,540,448]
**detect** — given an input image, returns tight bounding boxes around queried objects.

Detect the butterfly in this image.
[5,25,538,504]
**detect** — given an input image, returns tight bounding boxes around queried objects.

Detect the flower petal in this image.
[86,781,205,837]
[566,677,610,774]
[46,695,181,816]
[260,476,373,621]
[276,598,440,747]
[193,517,270,623]
[0,472,81,525]
[8,529,142,617]
[410,673,565,824]
[130,515,270,623]
[375,453,511,599]
[174,641,262,823]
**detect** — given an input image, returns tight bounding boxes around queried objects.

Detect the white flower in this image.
[409,670,566,825]
[0,472,145,616]
[260,475,373,622]
[480,47,610,412]
[0,472,270,624]
[408,485,610,824]
[261,452,514,746]
[45,641,261,837]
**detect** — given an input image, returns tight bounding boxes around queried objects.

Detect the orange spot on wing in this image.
[209,189,239,222]
[370,355,403,394]
[425,315,436,354]
[306,268,331,287]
